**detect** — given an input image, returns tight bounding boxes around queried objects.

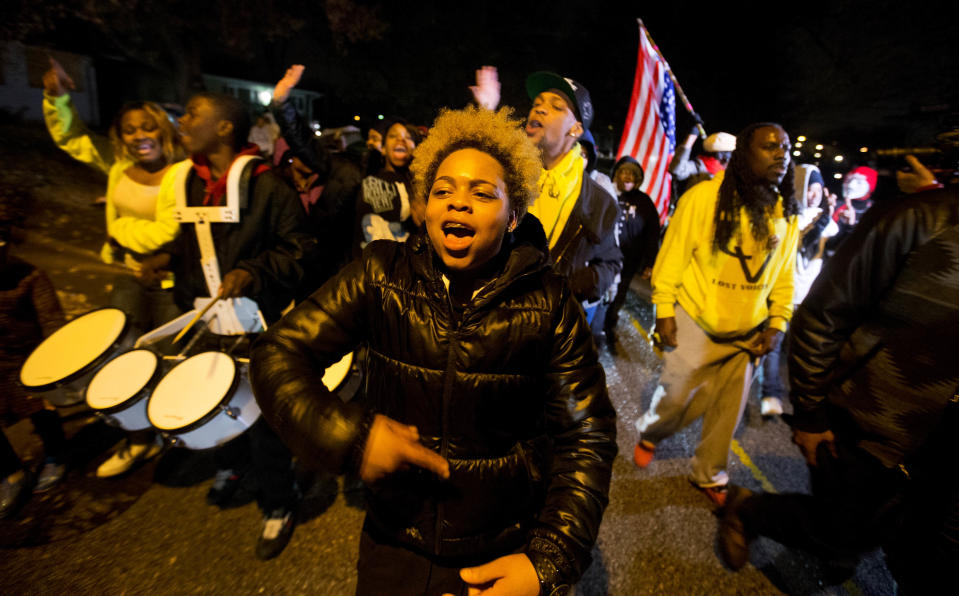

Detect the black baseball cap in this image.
[525,71,594,131]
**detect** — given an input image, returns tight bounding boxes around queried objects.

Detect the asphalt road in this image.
[0,153,897,595]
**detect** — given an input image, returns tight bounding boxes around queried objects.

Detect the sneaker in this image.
[207,469,242,506]
[255,507,296,560]
[34,458,66,493]
[633,440,656,468]
[96,439,162,478]
[718,485,755,570]
[0,471,32,519]
[691,480,729,507]
[760,397,784,417]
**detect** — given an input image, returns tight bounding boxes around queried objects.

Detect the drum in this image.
[147,351,259,450]
[85,349,162,431]
[20,307,134,406]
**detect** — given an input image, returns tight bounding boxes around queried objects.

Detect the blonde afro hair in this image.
[411,106,541,218]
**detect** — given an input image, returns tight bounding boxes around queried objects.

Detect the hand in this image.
[896,155,938,194]
[792,429,837,467]
[42,57,75,97]
[839,201,857,225]
[469,66,501,111]
[360,414,450,484]
[654,316,678,349]
[746,328,783,357]
[218,269,253,299]
[640,267,652,280]
[273,64,305,104]
[135,252,171,286]
[444,554,539,596]
[824,188,837,211]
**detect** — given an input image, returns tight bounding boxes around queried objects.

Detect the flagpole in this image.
[637,19,706,139]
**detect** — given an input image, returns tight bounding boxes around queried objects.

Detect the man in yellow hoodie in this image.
[633,123,800,507]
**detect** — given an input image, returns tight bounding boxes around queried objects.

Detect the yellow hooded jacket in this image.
[651,171,799,337]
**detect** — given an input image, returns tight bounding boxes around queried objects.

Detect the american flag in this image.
[616,23,677,222]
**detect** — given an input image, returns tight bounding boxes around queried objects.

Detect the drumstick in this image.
[172,297,221,344]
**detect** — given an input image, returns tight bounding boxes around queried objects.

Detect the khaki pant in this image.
[636,305,757,486]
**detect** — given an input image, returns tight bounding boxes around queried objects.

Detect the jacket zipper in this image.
[553,223,583,271]
[430,264,546,554]
[435,284,459,554]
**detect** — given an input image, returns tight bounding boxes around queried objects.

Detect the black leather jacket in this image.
[549,175,622,303]
[789,187,959,467]
[250,229,617,594]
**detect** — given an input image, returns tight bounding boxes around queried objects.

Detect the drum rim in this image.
[19,307,130,392]
[148,351,242,434]
[85,349,162,414]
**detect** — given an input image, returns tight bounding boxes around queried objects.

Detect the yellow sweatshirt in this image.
[43,93,180,262]
[651,172,799,337]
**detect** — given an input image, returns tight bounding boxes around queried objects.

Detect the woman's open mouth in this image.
[441,221,475,251]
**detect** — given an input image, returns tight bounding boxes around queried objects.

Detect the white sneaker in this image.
[761,397,784,417]
[96,439,162,477]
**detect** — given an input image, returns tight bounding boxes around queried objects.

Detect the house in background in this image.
[203,73,322,124]
[0,42,100,126]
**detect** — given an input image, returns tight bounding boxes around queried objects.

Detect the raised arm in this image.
[270,65,332,180]
[42,58,114,174]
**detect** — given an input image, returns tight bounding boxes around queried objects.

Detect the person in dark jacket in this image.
[250,106,617,596]
[603,156,660,344]
[470,67,622,324]
[139,92,315,560]
[273,65,424,265]
[271,65,365,289]
[718,167,959,591]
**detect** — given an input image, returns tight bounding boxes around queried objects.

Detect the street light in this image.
[797,135,807,142]
[834,155,844,162]
[815,144,824,150]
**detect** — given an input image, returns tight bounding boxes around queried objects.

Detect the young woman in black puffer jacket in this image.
[251,106,617,596]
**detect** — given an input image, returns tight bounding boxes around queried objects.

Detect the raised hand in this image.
[896,154,939,194]
[42,57,75,97]
[273,64,305,105]
[469,66,501,111]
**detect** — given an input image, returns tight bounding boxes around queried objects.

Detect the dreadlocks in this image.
[712,122,798,254]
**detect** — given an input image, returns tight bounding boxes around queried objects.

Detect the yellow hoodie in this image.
[651,171,799,337]
[43,93,180,263]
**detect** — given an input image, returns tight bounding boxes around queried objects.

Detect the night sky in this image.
[11,1,959,157]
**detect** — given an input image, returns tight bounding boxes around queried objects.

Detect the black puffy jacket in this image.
[250,229,617,593]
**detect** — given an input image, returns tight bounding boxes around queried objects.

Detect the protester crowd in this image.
[0,55,955,595]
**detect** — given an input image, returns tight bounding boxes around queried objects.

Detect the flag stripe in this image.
[616,24,677,223]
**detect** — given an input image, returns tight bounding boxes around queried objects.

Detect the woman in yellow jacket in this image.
[42,59,183,477]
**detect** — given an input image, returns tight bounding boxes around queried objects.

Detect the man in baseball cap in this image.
[521,71,621,325]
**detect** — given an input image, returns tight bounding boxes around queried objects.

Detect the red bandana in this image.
[193,145,270,206]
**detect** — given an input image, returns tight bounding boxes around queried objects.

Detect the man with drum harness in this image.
[139,92,316,560]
